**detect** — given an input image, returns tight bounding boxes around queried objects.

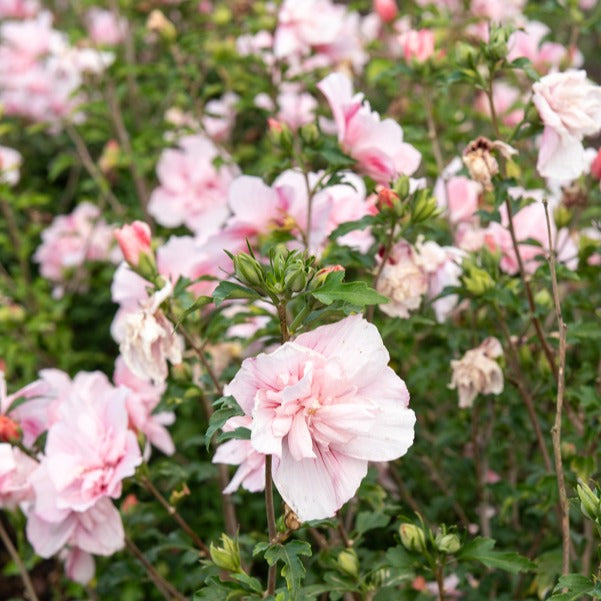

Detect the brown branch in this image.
[543,200,570,574]
[141,476,209,556]
[0,518,40,601]
[125,535,187,601]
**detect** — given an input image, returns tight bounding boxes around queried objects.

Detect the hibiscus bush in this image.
[2,0,601,599]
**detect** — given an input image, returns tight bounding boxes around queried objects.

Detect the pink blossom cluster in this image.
[0,11,113,128]
[0,360,175,583]
[34,202,121,297]
[214,315,416,521]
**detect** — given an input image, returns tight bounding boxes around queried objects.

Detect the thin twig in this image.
[141,476,210,556]
[125,535,187,601]
[65,124,124,215]
[543,200,570,574]
[503,197,558,379]
[424,93,445,173]
[265,455,278,596]
[0,518,40,601]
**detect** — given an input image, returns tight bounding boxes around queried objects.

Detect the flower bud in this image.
[377,187,400,212]
[590,148,601,180]
[554,205,572,229]
[337,548,360,578]
[310,264,345,289]
[392,175,410,199]
[233,253,266,288]
[284,264,308,293]
[0,415,21,443]
[399,523,427,553]
[462,265,495,296]
[577,482,600,521]
[411,192,438,223]
[284,504,302,531]
[115,221,153,268]
[146,10,176,41]
[268,118,293,152]
[299,123,319,146]
[99,140,121,175]
[374,0,398,22]
[435,532,461,554]
[209,534,242,573]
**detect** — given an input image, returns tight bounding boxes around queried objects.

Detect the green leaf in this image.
[205,397,244,450]
[318,147,356,168]
[212,281,261,306]
[329,215,376,240]
[311,271,388,307]
[174,295,213,328]
[216,426,251,444]
[354,511,390,537]
[458,537,535,573]
[256,541,312,600]
[548,574,601,600]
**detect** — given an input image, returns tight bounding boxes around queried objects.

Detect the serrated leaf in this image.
[213,281,261,306]
[311,271,388,307]
[354,511,390,537]
[216,426,251,444]
[259,541,312,600]
[548,574,600,600]
[458,537,535,573]
[329,215,376,240]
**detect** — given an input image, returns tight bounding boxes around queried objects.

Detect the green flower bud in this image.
[392,175,411,200]
[534,289,553,312]
[212,5,232,26]
[554,205,572,229]
[299,123,320,146]
[577,482,600,521]
[234,253,265,288]
[463,265,495,296]
[411,192,438,223]
[399,523,427,553]
[136,251,158,282]
[435,533,461,554]
[209,534,242,573]
[284,265,308,293]
[337,549,359,578]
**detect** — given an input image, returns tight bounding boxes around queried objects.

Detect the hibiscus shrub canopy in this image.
[1,0,601,600]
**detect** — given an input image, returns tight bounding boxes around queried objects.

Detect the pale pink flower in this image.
[114,221,152,268]
[85,8,127,46]
[450,337,504,408]
[376,241,428,318]
[0,444,37,508]
[0,145,22,186]
[203,92,239,141]
[33,202,119,297]
[225,315,415,521]
[374,0,398,22]
[0,0,39,18]
[416,238,464,322]
[398,29,435,63]
[425,574,461,599]
[580,0,597,9]
[474,81,524,128]
[119,281,184,383]
[148,135,238,235]
[114,356,175,456]
[471,0,525,23]
[276,86,317,130]
[213,415,266,494]
[318,73,420,185]
[1,368,71,446]
[533,70,601,180]
[226,170,372,256]
[507,21,580,74]
[41,371,141,512]
[274,0,367,73]
[27,464,124,573]
[62,548,95,585]
[436,175,481,225]
[484,197,577,274]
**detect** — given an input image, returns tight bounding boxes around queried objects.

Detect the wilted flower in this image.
[462,137,517,190]
[377,241,428,319]
[224,315,415,521]
[449,337,504,408]
[119,281,184,383]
